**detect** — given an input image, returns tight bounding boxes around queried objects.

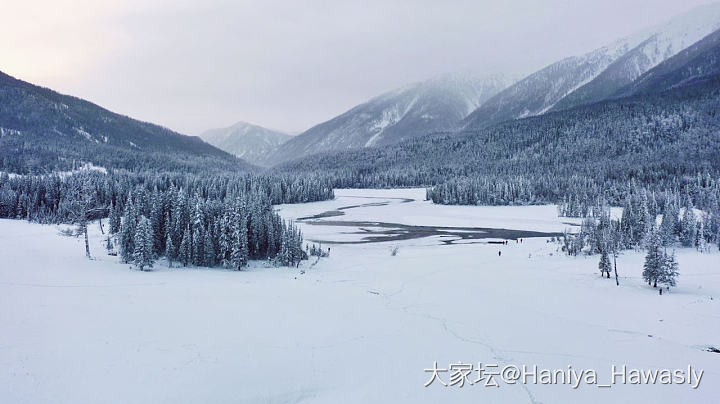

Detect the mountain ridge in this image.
[263,72,516,166]
[0,71,253,174]
[463,2,720,129]
[199,121,291,166]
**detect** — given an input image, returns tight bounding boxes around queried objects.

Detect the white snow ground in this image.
[1,188,719,404]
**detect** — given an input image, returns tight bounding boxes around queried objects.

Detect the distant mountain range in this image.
[262,72,516,166]
[199,122,291,166]
[464,2,720,129]
[4,3,720,175]
[0,71,251,174]
[258,3,720,167]
[616,26,720,97]
[277,39,720,192]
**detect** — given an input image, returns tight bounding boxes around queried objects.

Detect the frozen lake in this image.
[292,192,563,245]
[1,188,719,404]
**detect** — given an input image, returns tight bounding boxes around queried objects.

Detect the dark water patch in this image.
[303,220,562,245]
[297,200,404,220]
[297,195,561,245]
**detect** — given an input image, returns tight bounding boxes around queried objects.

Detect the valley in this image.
[1,188,718,404]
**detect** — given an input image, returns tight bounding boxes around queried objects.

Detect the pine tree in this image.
[203,230,215,267]
[179,226,191,267]
[192,226,203,266]
[276,234,290,266]
[659,251,679,290]
[149,191,164,255]
[680,199,696,247]
[598,250,611,278]
[240,217,250,266]
[659,199,678,246]
[133,215,155,271]
[108,202,121,234]
[696,221,706,252]
[230,214,249,270]
[218,213,231,267]
[165,232,175,268]
[63,178,97,258]
[642,225,662,288]
[119,196,137,263]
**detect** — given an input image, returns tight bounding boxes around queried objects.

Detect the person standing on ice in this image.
[498,250,501,256]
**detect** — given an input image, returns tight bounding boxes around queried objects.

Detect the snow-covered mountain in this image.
[464,2,720,129]
[0,70,249,173]
[199,122,291,166]
[616,27,720,97]
[264,72,516,166]
[551,3,720,112]
[462,37,644,130]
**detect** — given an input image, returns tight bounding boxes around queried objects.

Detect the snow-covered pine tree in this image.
[648,192,659,219]
[179,226,191,267]
[696,221,706,252]
[149,190,164,255]
[659,251,679,290]
[62,177,97,258]
[218,212,231,267]
[276,233,290,266]
[203,230,215,267]
[599,250,611,278]
[620,197,636,248]
[118,194,138,263]
[642,225,662,288]
[108,202,121,234]
[680,198,696,247]
[165,232,175,268]
[133,215,155,271]
[240,218,250,267]
[192,226,203,266]
[659,199,678,246]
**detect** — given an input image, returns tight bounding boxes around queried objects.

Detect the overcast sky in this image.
[1,0,717,135]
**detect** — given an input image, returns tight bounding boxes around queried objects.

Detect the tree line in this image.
[0,170,334,270]
[557,185,720,292]
[277,77,720,213]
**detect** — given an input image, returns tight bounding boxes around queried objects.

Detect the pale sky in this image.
[1,0,717,135]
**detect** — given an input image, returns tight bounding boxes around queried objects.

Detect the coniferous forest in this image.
[277,78,720,213]
[0,170,334,269]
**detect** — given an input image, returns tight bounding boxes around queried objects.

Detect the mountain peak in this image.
[464,2,720,129]
[264,71,517,166]
[199,121,291,166]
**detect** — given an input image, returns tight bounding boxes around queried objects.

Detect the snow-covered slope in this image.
[264,72,515,166]
[199,121,291,166]
[464,2,720,129]
[462,36,645,129]
[617,27,720,97]
[3,189,720,403]
[0,71,247,172]
[552,3,720,112]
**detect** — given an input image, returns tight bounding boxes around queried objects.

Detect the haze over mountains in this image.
[463,2,720,129]
[225,1,720,167]
[199,122,290,166]
[277,41,720,197]
[616,26,720,96]
[262,72,516,166]
[3,2,720,175]
[0,71,250,174]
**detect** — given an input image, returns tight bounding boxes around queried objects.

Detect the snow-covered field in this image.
[1,188,719,403]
